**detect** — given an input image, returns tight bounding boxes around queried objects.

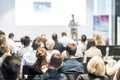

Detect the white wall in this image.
[0,0,94,40]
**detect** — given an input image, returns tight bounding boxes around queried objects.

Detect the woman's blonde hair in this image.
[87,56,105,76]
[46,39,55,50]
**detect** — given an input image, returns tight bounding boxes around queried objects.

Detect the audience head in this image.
[66,43,77,56]
[1,56,21,80]
[52,33,58,41]
[87,56,105,76]
[20,36,24,45]
[81,34,87,42]
[32,36,44,50]
[8,33,14,39]
[95,34,102,40]
[86,39,95,50]
[0,35,6,46]
[34,47,47,73]
[46,39,55,50]
[94,34,106,46]
[40,34,47,49]
[22,36,31,46]
[50,53,63,69]
[41,34,46,40]
[61,32,67,37]
[0,30,5,35]
[0,43,9,54]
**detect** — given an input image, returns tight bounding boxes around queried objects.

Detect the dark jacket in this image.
[33,69,67,80]
[76,73,109,80]
[59,58,84,73]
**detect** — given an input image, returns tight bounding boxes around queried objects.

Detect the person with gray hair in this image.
[45,39,60,64]
[76,56,108,80]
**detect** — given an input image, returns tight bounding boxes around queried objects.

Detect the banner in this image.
[93,15,109,44]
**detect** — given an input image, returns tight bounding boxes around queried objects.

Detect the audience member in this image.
[7,33,18,54]
[83,39,102,63]
[33,53,67,80]
[106,59,119,76]
[33,47,48,73]
[40,34,47,49]
[76,34,87,57]
[59,42,84,73]
[15,36,32,59]
[52,33,65,53]
[0,30,5,35]
[94,34,106,46]
[20,36,44,78]
[61,39,77,58]
[21,36,44,66]
[1,56,21,80]
[77,56,108,80]
[0,44,12,66]
[59,32,69,47]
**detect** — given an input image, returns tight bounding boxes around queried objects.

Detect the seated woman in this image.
[33,47,48,73]
[76,56,109,80]
[27,47,48,80]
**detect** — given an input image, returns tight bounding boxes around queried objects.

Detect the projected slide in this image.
[15,0,86,25]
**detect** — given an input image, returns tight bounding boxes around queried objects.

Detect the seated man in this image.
[1,56,21,80]
[59,42,84,73]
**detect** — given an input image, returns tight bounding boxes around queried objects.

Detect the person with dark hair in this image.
[81,35,87,42]
[40,34,47,49]
[33,53,67,80]
[52,33,65,53]
[20,36,44,78]
[15,36,32,59]
[1,56,21,80]
[21,36,44,66]
[8,33,14,39]
[83,39,102,63]
[59,42,84,73]
[0,30,5,35]
[26,47,48,80]
[20,36,24,46]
